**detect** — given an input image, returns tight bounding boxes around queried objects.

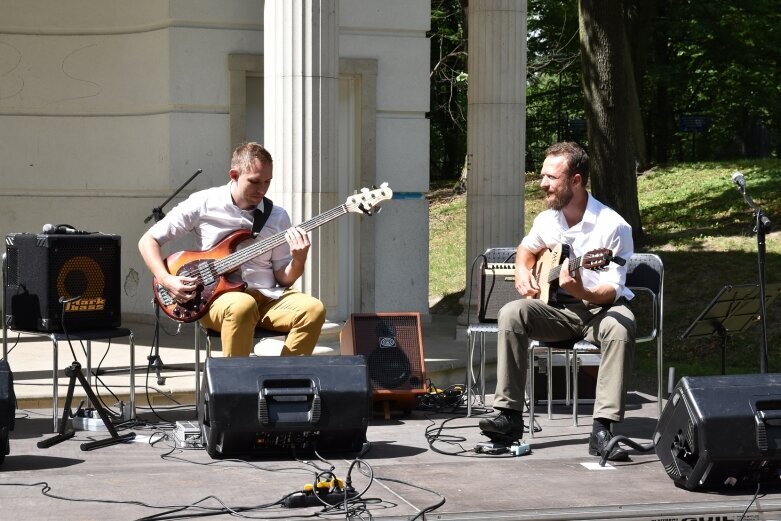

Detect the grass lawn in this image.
[428,159,781,391]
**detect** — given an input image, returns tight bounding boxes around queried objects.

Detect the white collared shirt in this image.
[148,181,292,297]
[521,193,634,301]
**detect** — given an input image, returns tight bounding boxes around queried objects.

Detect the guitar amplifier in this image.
[478,262,519,322]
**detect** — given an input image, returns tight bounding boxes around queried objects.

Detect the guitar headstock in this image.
[582,248,623,271]
[345,183,393,215]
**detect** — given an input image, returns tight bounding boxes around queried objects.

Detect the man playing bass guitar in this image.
[479,141,636,461]
[138,142,325,357]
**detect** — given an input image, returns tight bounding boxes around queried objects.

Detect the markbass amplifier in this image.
[4,233,121,331]
[654,374,781,490]
[199,356,371,459]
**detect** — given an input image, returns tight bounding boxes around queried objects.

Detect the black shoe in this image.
[478,410,523,438]
[588,429,629,462]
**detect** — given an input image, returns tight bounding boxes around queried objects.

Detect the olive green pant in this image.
[492,298,635,422]
[199,288,326,357]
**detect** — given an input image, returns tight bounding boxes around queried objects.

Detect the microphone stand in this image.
[143,169,202,384]
[734,177,772,373]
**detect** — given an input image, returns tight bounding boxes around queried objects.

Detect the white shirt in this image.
[521,193,634,301]
[148,181,292,298]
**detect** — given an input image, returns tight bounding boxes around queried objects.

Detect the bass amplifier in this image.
[478,262,519,322]
[654,374,781,490]
[199,356,371,459]
[4,233,121,331]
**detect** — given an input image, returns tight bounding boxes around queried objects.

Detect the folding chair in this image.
[527,253,664,435]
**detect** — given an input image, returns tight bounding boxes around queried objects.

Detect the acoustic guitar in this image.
[532,244,626,304]
[154,184,393,322]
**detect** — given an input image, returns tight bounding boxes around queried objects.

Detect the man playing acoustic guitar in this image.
[138,142,326,357]
[479,141,635,461]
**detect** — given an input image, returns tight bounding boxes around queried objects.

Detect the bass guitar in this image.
[532,244,626,304]
[154,184,393,322]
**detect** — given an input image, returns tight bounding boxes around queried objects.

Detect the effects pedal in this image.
[475,440,509,455]
[173,421,202,448]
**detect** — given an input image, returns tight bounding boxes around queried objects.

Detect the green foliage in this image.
[643,0,781,161]
[429,0,468,181]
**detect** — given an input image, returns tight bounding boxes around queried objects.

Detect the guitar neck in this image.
[212,204,348,275]
[545,255,583,283]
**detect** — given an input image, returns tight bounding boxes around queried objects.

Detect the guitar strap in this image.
[251,197,273,238]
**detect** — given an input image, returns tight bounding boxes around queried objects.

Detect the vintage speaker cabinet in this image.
[340,313,427,418]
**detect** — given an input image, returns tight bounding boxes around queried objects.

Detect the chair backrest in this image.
[626,253,663,296]
[625,253,664,344]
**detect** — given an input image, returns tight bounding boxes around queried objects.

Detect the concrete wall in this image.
[0,0,430,322]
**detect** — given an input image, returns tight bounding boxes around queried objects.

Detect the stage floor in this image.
[3,392,781,521]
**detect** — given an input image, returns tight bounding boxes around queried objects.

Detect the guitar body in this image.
[530,244,624,305]
[531,243,570,304]
[154,229,252,322]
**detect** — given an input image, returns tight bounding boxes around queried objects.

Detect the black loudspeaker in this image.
[0,359,15,464]
[654,374,781,490]
[4,233,121,331]
[340,313,427,416]
[198,356,371,459]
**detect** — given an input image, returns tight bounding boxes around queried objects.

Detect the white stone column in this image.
[462,0,527,325]
[264,0,340,306]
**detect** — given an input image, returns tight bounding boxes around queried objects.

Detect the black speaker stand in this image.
[37,361,135,451]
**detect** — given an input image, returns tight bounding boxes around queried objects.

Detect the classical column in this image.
[461,0,527,325]
[263,0,340,306]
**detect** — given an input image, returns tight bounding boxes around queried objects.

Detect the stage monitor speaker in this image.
[199,356,371,459]
[0,358,15,464]
[341,313,427,396]
[654,374,781,490]
[4,233,121,332]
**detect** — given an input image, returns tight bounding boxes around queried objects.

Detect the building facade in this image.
[0,0,431,324]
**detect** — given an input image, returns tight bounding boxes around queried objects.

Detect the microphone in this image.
[731,171,746,191]
[42,224,91,235]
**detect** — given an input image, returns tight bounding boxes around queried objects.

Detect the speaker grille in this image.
[341,313,426,395]
[4,233,121,331]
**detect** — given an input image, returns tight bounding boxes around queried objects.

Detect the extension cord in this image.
[283,489,357,509]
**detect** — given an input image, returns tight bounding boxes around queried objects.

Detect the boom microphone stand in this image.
[731,171,772,372]
[143,168,202,384]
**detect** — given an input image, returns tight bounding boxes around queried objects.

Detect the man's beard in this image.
[546,185,573,210]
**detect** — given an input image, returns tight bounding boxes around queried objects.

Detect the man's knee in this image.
[497,299,529,331]
[222,293,261,323]
[599,310,636,343]
[307,298,326,327]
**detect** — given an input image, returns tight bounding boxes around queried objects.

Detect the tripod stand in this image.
[38,360,135,451]
[143,168,203,384]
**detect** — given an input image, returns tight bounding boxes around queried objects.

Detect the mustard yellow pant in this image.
[199,288,326,357]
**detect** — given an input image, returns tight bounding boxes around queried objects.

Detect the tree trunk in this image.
[578,0,643,243]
